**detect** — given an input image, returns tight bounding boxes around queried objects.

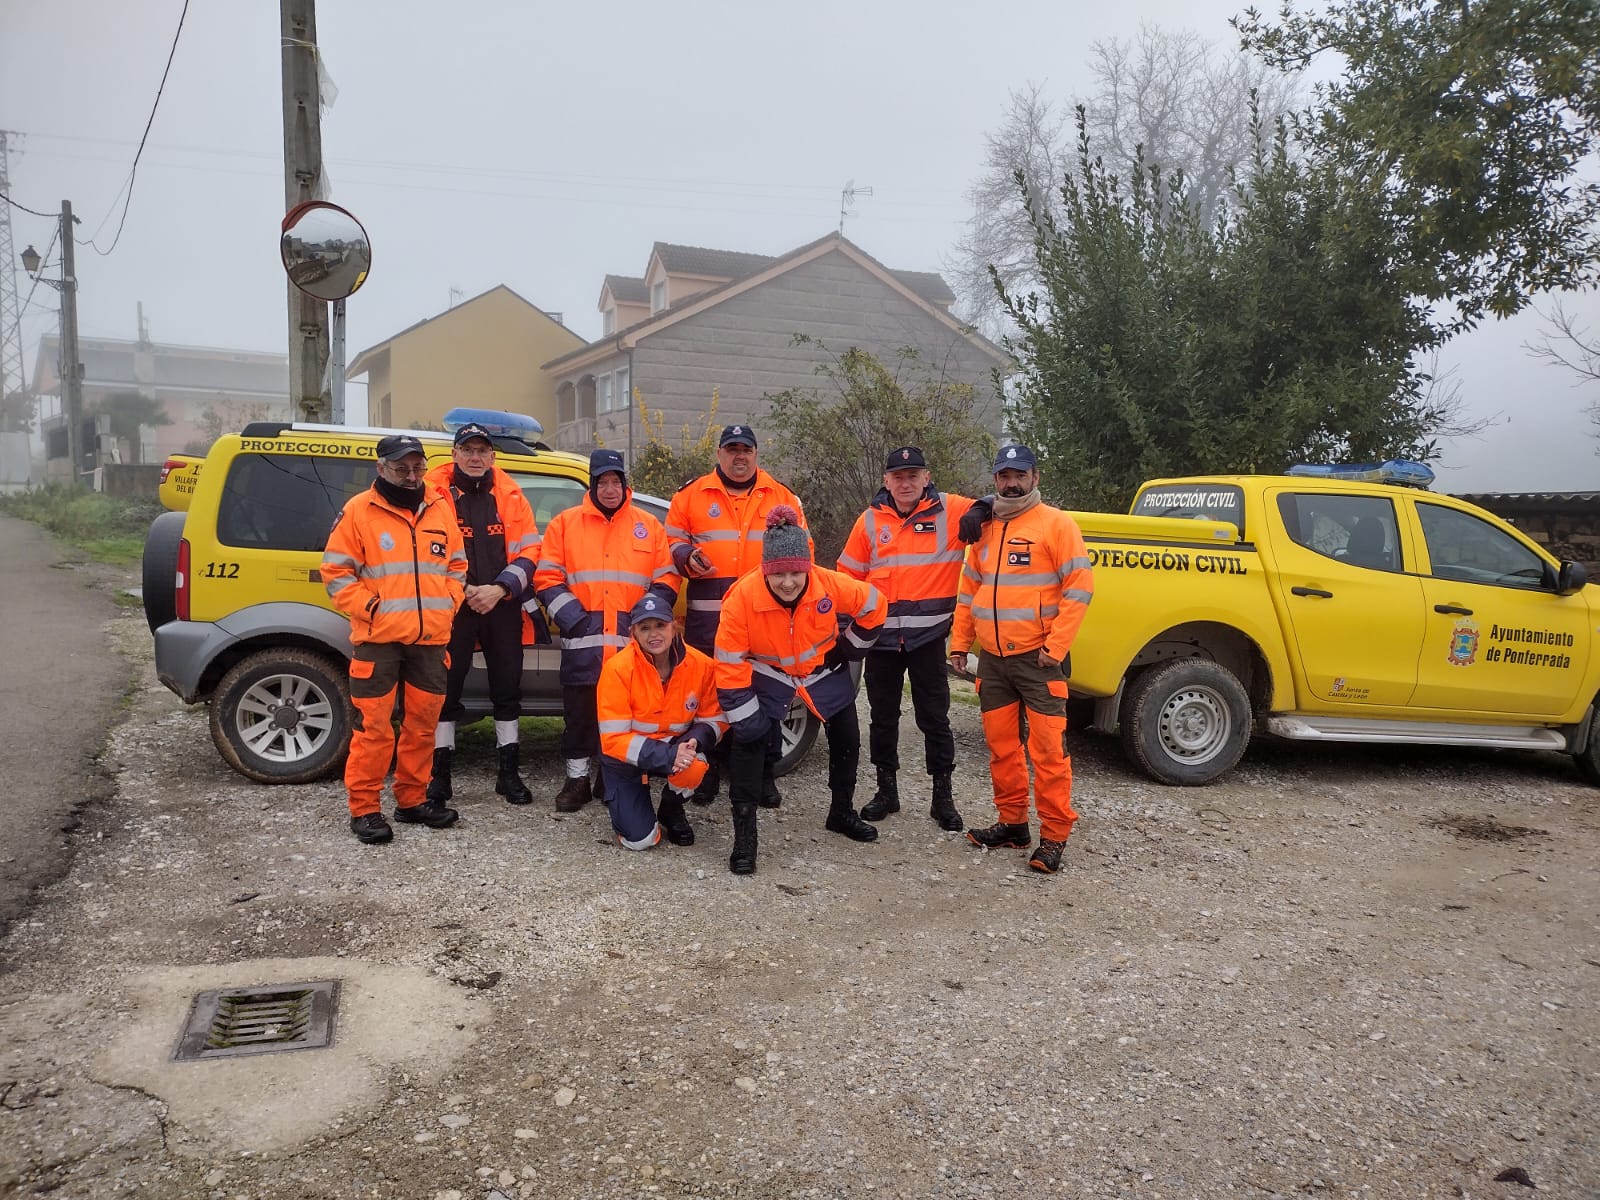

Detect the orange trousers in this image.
[345,642,448,817]
[975,648,1078,842]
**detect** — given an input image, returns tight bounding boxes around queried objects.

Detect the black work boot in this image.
[393,798,459,829]
[930,772,964,832]
[350,812,393,844]
[860,766,899,822]
[553,775,591,813]
[425,747,453,803]
[966,820,1031,849]
[729,803,758,874]
[690,760,720,806]
[825,791,878,842]
[657,787,695,846]
[758,756,782,809]
[496,744,534,806]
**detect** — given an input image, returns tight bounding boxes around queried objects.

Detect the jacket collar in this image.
[871,484,942,520]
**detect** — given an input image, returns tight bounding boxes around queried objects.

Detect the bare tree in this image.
[948,26,1300,335]
[1527,301,1600,448]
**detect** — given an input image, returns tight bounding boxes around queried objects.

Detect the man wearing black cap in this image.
[322,435,467,844]
[837,446,980,833]
[949,444,1094,875]
[535,449,679,811]
[664,424,806,806]
[421,423,544,808]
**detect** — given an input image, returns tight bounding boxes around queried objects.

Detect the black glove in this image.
[822,643,850,671]
[958,496,995,544]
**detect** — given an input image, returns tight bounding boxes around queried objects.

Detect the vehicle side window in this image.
[1417,502,1548,590]
[511,473,587,528]
[1275,493,1401,571]
[218,453,373,551]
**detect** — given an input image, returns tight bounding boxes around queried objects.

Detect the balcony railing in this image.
[555,417,596,452]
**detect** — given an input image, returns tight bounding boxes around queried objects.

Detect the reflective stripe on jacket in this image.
[322,484,467,646]
[714,566,883,733]
[597,637,726,791]
[951,503,1093,660]
[663,469,806,650]
[533,491,680,685]
[837,487,975,652]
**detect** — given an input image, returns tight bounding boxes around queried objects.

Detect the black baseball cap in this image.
[375,434,425,462]
[452,423,493,447]
[718,424,757,449]
[992,444,1038,472]
[884,446,927,470]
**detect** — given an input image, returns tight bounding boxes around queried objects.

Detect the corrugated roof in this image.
[602,274,649,305]
[1455,491,1600,508]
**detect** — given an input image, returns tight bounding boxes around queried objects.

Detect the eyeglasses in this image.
[456,445,494,458]
[380,461,428,479]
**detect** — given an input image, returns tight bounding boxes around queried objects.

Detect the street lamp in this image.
[19,202,85,482]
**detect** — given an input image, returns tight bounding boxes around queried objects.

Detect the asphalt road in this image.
[0,514,129,938]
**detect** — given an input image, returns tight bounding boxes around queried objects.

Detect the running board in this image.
[1266,715,1569,752]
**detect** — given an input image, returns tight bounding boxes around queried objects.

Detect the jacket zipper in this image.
[990,517,1010,652]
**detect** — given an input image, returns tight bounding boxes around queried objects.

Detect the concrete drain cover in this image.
[174,980,339,1061]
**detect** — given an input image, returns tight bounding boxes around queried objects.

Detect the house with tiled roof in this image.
[547,232,1008,455]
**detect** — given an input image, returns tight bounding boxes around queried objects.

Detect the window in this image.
[596,374,613,414]
[602,308,616,335]
[1133,483,1246,537]
[218,453,373,551]
[1417,502,1549,590]
[650,280,666,313]
[1275,493,1400,571]
[512,472,587,528]
[613,366,630,411]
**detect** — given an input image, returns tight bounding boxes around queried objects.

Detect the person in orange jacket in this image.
[837,445,977,833]
[322,435,468,845]
[949,444,1094,874]
[596,592,728,849]
[665,424,806,806]
[715,506,884,875]
[422,423,543,808]
[534,449,679,813]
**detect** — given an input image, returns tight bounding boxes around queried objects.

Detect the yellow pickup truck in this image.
[1063,465,1598,786]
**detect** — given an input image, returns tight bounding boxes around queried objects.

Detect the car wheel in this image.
[1120,659,1250,786]
[141,511,187,632]
[1577,710,1600,786]
[774,699,820,777]
[210,649,350,784]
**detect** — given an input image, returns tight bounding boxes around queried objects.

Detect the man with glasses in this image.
[423,423,544,808]
[322,435,468,845]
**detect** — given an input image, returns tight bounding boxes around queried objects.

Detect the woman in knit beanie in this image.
[711,506,887,874]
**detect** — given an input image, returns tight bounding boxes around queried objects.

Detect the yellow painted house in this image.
[347,285,585,434]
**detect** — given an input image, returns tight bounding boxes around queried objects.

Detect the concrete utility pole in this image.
[280,0,329,422]
[58,200,84,481]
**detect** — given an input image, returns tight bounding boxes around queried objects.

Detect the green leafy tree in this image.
[92,391,171,462]
[627,389,722,500]
[1235,0,1600,329]
[998,110,1455,512]
[0,389,37,434]
[762,338,998,564]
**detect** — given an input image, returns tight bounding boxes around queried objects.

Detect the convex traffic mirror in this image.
[280,201,371,302]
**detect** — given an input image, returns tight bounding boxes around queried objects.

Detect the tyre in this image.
[775,700,820,777]
[1120,659,1251,786]
[1577,713,1600,786]
[141,511,187,632]
[209,648,350,784]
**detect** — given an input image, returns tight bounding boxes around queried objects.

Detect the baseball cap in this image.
[629,592,674,625]
[884,446,927,471]
[992,444,1038,473]
[452,422,493,447]
[375,434,425,462]
[589,448,626,481]
[718,424,757,449]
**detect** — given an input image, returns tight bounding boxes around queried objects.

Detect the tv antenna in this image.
[839,180,873,235]
[448,286,464,308]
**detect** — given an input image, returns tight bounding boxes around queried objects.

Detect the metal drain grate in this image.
[174,980,339,1061]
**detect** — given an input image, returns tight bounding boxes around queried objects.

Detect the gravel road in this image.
[1,599,1596,1200]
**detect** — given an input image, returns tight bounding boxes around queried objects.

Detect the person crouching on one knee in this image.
[596,593,727,850]
[714,505,886,875]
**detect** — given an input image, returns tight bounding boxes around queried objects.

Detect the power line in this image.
[84,0,190,257]
[0,191,55,219]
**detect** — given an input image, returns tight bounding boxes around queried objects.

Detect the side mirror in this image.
[1556,560,1588,595]
[280,201,372,302]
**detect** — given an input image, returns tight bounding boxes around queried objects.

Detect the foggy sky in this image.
[2,0,1595,492]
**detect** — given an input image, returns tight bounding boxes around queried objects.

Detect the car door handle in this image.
[1434,604,1473,615]
[1291,586,1333,598]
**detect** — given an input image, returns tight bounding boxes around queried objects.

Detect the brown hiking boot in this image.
[1028,838,1067,874]
[553,775,591,813]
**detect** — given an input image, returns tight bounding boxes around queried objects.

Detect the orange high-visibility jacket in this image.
[597,637,727,792]
[423,462,542,595]
[714,566,883,731]
[837,487,976,653]
[322,484,467,646]
[533,491,680,685]
[664,469,806,649]
[951,502,1093,661]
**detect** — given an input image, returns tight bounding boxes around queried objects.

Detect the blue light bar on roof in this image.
[1285,459,1435,488]
[441,407,544,439]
